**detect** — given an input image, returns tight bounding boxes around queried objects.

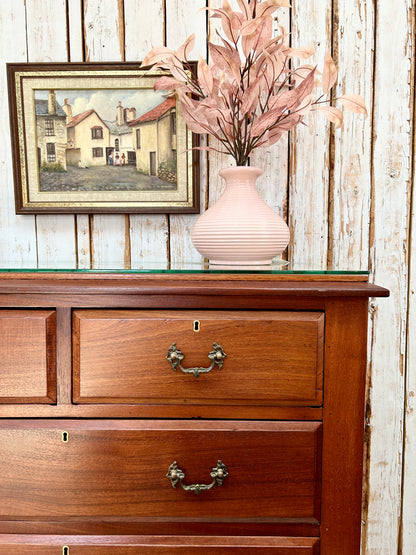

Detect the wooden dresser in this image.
[0,269,388,554]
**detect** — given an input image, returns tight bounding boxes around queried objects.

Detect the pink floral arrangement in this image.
[141,0,367,166]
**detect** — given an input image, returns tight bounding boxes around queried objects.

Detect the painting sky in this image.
[34,89,167,122]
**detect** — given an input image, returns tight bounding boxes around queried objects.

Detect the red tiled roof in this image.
[67,109,95,128]
[129,97,175,125]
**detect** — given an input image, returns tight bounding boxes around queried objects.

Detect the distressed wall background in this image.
[0,0,414,552]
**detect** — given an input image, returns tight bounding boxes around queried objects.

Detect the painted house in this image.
[103,101,137,165]
[35,90,67,170]
[65,106,110,167]
[129,97,176,178]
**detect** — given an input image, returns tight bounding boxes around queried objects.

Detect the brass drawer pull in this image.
[166,342,227,377]
[166,460,228,494]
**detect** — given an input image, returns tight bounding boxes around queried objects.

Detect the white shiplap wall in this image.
[0,0,414,552]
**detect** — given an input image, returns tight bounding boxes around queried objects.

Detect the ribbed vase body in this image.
[191,166,290,265]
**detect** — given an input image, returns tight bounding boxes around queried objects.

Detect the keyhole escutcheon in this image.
[62,431,69,443]
[193,320,200,332]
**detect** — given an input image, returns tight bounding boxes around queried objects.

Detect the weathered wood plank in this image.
[401,20,416,548]
[206,0,235,217]
[364,0,413,550]
[124,0,170,267]
[403,200,416,551]
[166,0,207,265]
[250,7,290,259]
[0,0,38,267]
[289,0,332,269]
[68,0,92,269]
[24,0,77,268]
[329,0,373,271]
[83,0,129,269]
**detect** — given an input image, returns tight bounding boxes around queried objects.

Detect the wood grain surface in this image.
[0,535,320,554]
[0,419,321,521]
[0,310,56,403]
[73,309,324,405]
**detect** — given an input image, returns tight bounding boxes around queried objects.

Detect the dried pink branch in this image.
[141,0,367,166]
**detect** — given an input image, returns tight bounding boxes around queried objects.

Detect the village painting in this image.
[34,88,178,192]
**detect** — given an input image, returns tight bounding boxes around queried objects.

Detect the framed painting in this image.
[7,62,200,214]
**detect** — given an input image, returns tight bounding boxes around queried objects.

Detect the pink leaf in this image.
[141,46,174,68]
[250,107,287,136]
[283,44,315,59]
[294,68,316,102]
[241,79,262,115]
[208,42,241,81]
[179,102,213,134]
[175,34,195,62]
[242,33,256,58]
[338,94,368,115]
[154,76,188,92]
[252,16,273,52]
[240,17,265,36]
[256,127,283,147]
[316,105,343,127]
[256,0,291,19]
[322,52,338,94]
[197,55,214,96]
[235,0,252,20]
[293,64,321,84]
[168,60,188,83]
[275,112,302,131]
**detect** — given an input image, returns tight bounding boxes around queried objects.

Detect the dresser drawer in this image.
[73,310,323,405]
[0,535,320,554]
[0,310,56,404]
[0,420,321,521]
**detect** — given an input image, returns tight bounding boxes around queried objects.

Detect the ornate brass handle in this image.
[166,460,228,494]
[166,342,227,377]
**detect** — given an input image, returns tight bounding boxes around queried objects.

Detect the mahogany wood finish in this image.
[73,310,323,405]
[0,535,320,554]
[0,272,389,554]
[0,309,56,403]
[0,420,321,520]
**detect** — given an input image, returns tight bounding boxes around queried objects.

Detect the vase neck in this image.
[219,166,263,188]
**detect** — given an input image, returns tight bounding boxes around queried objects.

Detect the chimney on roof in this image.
[62,98,72,124]
[125,107,137,122]
[116,100,124,126]
[48,90,57,115]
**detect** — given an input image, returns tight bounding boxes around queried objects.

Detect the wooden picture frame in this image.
[7,62,200,214]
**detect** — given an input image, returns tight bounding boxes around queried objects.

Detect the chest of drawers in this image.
[0,271,388,554]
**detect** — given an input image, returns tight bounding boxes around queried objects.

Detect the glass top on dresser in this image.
[0,260,369,276]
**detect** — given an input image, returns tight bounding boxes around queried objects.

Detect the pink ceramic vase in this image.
[191,166,290,266]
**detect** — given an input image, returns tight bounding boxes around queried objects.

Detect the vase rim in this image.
[219,166,263,178]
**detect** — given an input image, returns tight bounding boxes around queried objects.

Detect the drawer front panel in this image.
[0,420,321,521]
[73,310,323,405]
[0,310,56,403]
[0,535,320,554]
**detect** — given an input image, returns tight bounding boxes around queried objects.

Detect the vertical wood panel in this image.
[402,30,416,549]
[83,0,129,269]
[0,0,38,267]
[251,8,290,251]
[402,216,416,551]
[330,0,373,271]
[207,0,235,212]
[166,0,207,265]
[365,0,413,550]
[289,0,332,269]
[124,0,170,266]
[25,0,77,268]
[68,0,92,269]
